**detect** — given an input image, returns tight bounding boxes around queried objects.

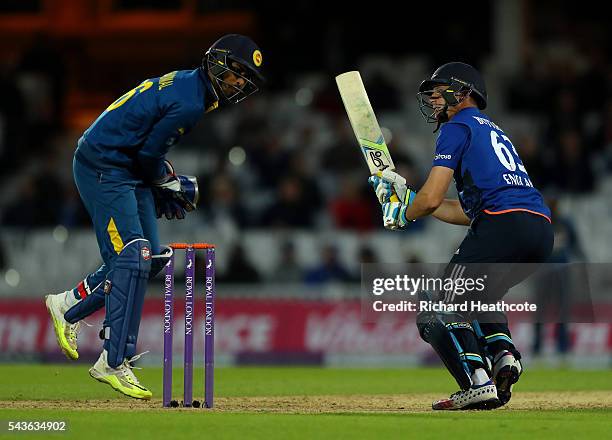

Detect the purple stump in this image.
[162,252,175,407]
[183,246,195,407]
[204,247,216,408]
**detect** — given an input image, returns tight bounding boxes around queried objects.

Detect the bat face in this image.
[361,136,393,173]
[335,71,395,175]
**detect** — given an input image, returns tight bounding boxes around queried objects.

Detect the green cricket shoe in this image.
[89,350,152,400]
[45,293,79,360]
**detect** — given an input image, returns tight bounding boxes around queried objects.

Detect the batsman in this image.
[370,62,553,409]
[44,34,264,399]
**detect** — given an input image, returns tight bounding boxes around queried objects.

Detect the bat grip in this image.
[374,171,401,203]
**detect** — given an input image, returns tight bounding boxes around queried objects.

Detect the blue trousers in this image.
[64,155,160,323]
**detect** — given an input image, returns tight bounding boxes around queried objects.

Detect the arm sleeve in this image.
[432,123,470,170]
[136,103,191,182]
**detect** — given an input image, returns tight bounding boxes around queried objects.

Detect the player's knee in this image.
[417,316,447,345]
[418,316,461,341]
[114,238,153,272]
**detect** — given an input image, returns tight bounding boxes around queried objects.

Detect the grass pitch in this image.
[0,366,610,439]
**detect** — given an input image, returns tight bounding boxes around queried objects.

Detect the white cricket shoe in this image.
[432,380,500,410]
[492,350,523,405]
[45,292,79,360]
[89,350,152,400]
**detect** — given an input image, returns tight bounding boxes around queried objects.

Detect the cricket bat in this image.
[335,71,399,202]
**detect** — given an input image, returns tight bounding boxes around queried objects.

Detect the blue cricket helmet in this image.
[204,34,265,104]
[419,62,487,109]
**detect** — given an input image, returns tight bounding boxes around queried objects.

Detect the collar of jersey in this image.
[457,107,479,116]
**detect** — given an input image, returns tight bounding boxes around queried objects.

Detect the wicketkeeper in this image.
[45,34,264,399]
[370,62,553,410]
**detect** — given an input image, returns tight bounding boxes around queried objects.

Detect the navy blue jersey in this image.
[77,68,218,181]
[433,107,551,221]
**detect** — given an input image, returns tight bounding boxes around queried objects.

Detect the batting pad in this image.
[103,239,152,368]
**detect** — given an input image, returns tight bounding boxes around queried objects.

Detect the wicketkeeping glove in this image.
[151,160,199,220]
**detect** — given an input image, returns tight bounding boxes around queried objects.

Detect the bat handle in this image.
[373,171,401,203]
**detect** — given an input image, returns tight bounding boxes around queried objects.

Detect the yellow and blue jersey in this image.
[76,68,218,182]
[433,108,551,222]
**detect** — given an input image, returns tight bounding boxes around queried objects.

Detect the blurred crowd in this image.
[213,241,380,286]
[0,5,609,272]
[0,2,607,369]
[505,46,610,193]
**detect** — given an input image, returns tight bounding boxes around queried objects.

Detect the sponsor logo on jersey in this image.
[435,154,452,160]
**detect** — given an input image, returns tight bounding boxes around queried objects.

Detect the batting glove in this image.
[382,196,416,230]
[368,169,413,205]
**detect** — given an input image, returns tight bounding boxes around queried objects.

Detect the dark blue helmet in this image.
[417,62,487,126]
[204,34,265,104]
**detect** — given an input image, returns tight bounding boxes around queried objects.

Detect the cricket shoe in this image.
[45,292,80,360]
[89,350,152,400]
[492,350,522,406]
[432,380,500,410]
